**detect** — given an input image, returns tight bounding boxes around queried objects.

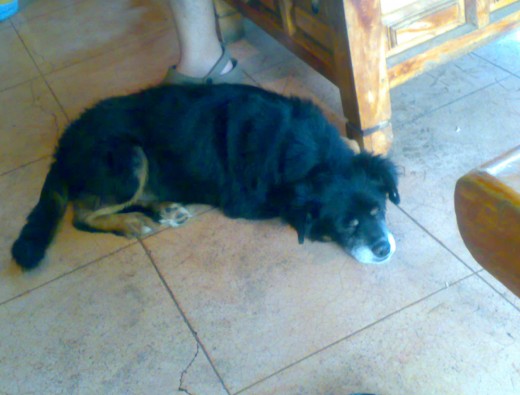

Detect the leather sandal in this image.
[162,46,240,85]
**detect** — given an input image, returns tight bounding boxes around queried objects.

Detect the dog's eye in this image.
[347,219,359,228]
[370,207,379,216]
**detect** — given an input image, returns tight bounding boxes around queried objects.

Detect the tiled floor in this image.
[1,1,519,394]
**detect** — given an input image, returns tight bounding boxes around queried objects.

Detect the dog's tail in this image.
[11,162,68,270]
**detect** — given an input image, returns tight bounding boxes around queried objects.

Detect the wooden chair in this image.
[455,146,520,298]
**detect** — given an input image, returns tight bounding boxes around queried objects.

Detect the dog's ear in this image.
[285,181,321,244]
[378,158,400,205]
[352,153,400,205]
[293,209,313,244]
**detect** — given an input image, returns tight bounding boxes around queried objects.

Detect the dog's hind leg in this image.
[74,200,192,236]
[72,145,160,238]
[74,205,160,238]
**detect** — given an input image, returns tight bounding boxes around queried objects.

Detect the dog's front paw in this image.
[158,203,191,227]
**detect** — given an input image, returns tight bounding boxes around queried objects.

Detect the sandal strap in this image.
[163,66,207,85]
[162,45,239,85]
[204,45,232,83]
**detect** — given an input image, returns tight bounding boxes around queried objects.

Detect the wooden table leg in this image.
[329,0,393,155]
[346,121,393,155]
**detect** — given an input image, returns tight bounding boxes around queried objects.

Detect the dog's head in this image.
[288,153,400,264]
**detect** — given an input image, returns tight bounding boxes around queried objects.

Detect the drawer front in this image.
[293,0,333,50]
[254,0,277,12]
[491,0,518,11]
[382,0,466,55]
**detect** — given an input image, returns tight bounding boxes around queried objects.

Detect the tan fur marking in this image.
[73,148,153,236]
[81,212,158,237]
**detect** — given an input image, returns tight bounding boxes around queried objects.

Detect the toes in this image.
[171,207,191,224]
[159,203,191,227]
[162,203,183,214]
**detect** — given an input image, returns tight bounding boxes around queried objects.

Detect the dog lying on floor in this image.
[12,84,400,269]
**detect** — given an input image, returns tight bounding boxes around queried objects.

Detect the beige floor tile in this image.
[0,158,134,303]
[2,1,519,393]
[254,45,512,133]
[45,27,179,119]
[14,0,88,23]
[46,27,255,120]
[252,57,348,135]
[478,270,520,310]
[143,205,471,392]
[229,20,295,77]
[252,30,517,136]
[14,0,172,74]
[254,56,343,114]
[0,78,66,175]
[0,244,227,395]
[0,24,40,92]
[391,52,511,126]
[241,275,520,395]
[474,30,520,75]
[391,75,520,270]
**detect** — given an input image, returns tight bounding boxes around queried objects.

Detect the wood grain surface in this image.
[455,146,520,297]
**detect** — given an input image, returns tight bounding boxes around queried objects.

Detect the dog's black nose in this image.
[371,239,390,258]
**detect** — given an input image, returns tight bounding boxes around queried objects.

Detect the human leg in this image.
[166,0,235,82]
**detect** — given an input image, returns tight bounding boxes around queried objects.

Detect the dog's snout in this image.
[371,239,391,258]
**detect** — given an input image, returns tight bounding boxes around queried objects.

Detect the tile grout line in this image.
[33,23,175,87]
[389,54,520,318]
[0,155,51,178]
[395,205,477,273]
[393,207,520,320]
[474,268,520,311]
[5,10,518,372]
[234,271,478,394]
[0,241,139,308]
[247,57,295,88]
[395,204,518,310]
[0,75,41,95]
[398,78,507,128]
[475,272,520,313]
[9,0,85,26]
[10,20,70,124]
[0,210,211,309]
[472,52,520,79]
[243,42,515,131]
[138,239,233,395]
[9,17,176,124]
[16,22,175,85]
[243,69,262,88]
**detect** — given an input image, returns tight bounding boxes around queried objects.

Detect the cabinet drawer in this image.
[293,0,333,50]
[491,0,518,11]
[383,0,465,55]
[255,0,277,12]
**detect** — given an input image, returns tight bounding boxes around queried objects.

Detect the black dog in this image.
[12,84,400,269]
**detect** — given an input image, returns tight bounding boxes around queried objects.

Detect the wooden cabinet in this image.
[218,0,520,153]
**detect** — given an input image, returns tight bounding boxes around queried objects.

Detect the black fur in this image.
[12,84,400,269]
[12,163,68,269]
